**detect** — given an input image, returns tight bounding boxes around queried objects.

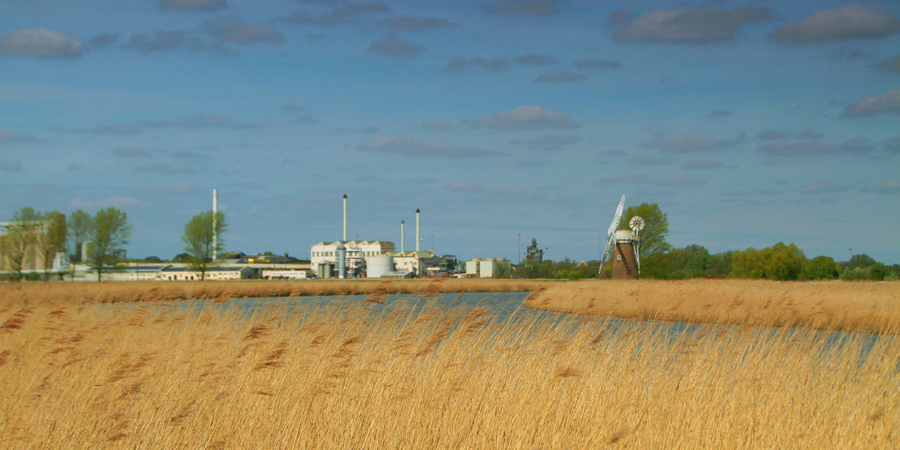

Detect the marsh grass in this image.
[1,283,898,448]
[526,279,900,334]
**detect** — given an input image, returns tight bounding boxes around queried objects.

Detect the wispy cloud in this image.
[770,4,900,45]
[572,59,621,70]
[112,147,153,158]
[357,136,504,158]
[614,6,773,43]
[483,0,562,17]
[135,163,198,174]
[160,0,227,11]
[441,56,509,73]
[0,159,23,172]
[510,134,579,152]
[278,1,390,26]
[861,180,900,194]
[0,28,84,59]
[799,180,849,194]
[682,156,724,169]
[515,53,558,65]
[121,30,225,54]
[71,196,140,209]
[599,173,706,187]
[0,128,38,144]
[367,35,424,58]
[643,132,745,153]
[840,89,900,118]
[200,18,286,46]
[381,15,454,31]
[534,71,587,83]
[464,105,578,131]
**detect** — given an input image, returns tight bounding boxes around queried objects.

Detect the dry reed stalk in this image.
[3,290,900,448]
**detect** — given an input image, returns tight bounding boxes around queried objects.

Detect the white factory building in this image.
[310,240,396,277]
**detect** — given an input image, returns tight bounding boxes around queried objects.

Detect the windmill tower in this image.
[600,196,643,280]
[611,216,644,279]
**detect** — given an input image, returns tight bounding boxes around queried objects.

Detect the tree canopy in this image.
[88,207,132,281]
[1,207,40,281]
[182,211,227,281]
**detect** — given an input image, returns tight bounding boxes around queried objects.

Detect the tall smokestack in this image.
[342,194,347,242]
[401,220,405,253]
[212,189,218,261]
[416,209,420,252]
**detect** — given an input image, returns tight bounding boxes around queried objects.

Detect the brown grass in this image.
[1,287,898,448]
[525,279,900,334]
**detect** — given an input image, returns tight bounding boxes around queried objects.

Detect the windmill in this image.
[629,216,644,278]
[599,195,626,273]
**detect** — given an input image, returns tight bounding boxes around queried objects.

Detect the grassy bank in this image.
[525,279,900,334]
[0,289,896,448]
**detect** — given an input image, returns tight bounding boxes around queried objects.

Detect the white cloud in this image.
[464,105,578,131]
[770,4,900,45]
[0,28,84,59]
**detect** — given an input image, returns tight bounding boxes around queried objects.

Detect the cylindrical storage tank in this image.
[366,255,394,278]
[337,244,347,279]
[317,264,325,279]
[323,263,333,279]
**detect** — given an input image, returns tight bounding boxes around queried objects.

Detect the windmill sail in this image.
[600,195,626,270]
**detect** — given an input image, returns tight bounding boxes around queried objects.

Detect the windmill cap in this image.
[615,229,634,241]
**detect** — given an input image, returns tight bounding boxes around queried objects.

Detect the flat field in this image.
[1,279,898,448]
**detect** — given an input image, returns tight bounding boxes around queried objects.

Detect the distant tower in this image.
[416,209,420,252]
[343,194,348,242]
[212,189,218,261]
[401,220,405,253]
[525,238,543,263]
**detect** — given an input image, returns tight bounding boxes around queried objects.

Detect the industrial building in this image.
[465,258,511,278]
[310,240,396,277]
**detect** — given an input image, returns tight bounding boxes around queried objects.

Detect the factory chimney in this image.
[401,220,405,253]
[212,189,218,261]
[416,209,420,252]
[342,194,347,242]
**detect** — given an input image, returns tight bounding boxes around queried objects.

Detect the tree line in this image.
[1,207,225,281]
[511,202,899,281]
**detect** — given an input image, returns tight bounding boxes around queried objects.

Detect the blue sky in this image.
[2,0,899,264]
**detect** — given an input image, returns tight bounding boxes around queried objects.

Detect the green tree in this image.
[1,207,40,281]
[846,254,877,270]
[87,207,132,281]
[617,202,670,278]
[731,242,806,281]
[67,209,93,263]
[181,211,227,281]
[35,211,66,281]
[806,256,839,280]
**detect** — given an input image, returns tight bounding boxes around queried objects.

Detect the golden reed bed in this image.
[525,279,900,335]
[1,286,897,449]
[0,278,547,308]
